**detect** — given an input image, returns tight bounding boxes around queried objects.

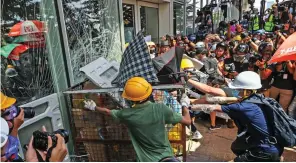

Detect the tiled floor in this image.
[187,118,296,162]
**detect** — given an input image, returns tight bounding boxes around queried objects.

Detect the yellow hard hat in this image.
[122,77,152,101]
[181,59,194,69]
[146,42,155,46]
[0,92,16,110]
[125,43,129,48]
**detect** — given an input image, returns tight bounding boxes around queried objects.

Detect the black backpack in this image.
[244,94,296,147]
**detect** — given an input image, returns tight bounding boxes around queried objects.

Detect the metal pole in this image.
[260,0,266,29]
[184,0,187,35]
[193,0,196,33]
[276,0,280,24]
[201,0,203,8]
[239,0,242,21]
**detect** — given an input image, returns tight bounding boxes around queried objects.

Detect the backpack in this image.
[244,93,296,147]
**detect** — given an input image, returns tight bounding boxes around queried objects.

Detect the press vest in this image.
[264,14,275,32]
[249,16,260,31]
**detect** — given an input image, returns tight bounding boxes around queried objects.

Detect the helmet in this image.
[181,59,194,69]
[1,117,9,148]
[188,34,196,42]
[228,71,262,90]
[219,21,227,29]
[210,43,217,51]
[0,92,16,110]
[146,42,155,46]
[216,42,227,50]
[196,42,205,49]
[258,42,269,54]
[236,43,249,53]
[122,77,152,101]
[259,42,273,54]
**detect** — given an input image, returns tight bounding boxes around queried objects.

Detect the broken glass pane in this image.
[62,0,123,85]
[1,0,59,105]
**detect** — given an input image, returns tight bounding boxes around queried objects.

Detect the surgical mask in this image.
[1,136,20,161]
[233,55,245,62]
[231,89,241,98]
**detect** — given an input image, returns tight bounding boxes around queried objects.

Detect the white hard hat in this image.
[228,71,262,90]
[1,117,9,148]
[196,42,205,48]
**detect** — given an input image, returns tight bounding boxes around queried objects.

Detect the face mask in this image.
[231,89,241,98]
[150,48,155,54]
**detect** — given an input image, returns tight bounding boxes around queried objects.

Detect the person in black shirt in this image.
[223,43,250,79]
[258,61,295,111]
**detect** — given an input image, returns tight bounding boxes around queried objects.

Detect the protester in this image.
[190,71,284,161]
[83,77,191,162]
[181,59,204,140]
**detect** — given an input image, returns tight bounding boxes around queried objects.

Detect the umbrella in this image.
[12,33,46,48]
[152,47,184,84]
[112,32,159,87]
[269,33,296,64]
[8,20,46,37]
[0,44,28,60]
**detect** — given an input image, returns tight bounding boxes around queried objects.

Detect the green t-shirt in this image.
[111,101,182,162]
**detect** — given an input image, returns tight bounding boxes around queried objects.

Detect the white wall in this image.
[159,2,174,37]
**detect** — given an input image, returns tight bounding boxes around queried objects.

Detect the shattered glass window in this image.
[1,0,59,105]
[62,0,123,86]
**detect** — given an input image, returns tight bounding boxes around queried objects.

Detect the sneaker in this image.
[209,125,222,130]
[192,131,203,140]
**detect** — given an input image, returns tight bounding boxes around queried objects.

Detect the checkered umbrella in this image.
[112,32,159,87]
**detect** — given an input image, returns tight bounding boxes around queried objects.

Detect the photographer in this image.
[25,127,67,162]
[223,43,250,79]
[0,92,25,162]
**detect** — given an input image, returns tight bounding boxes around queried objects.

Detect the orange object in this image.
[8,44,29,60]
[8,20,46,37]
[269,33,296,64]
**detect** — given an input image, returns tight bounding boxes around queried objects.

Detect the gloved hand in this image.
[83,100,97,111]
[180,94,190,108]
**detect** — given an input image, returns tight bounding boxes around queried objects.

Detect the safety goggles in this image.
[1,105,18,121]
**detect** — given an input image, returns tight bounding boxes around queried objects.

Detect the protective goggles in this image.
[1,105,18,121]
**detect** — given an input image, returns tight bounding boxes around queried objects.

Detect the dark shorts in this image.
[231,137,281,162]
[234,150,280,162]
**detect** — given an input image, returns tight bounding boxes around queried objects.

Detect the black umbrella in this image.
[152,47,184,84]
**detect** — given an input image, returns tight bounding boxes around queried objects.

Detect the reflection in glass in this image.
[1,0,54,105]
[62,0,122,85]
[123,3,135,43]
[173,3,185,35]
[140,6,159,43]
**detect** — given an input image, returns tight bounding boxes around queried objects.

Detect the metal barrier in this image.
[66,82,187,162]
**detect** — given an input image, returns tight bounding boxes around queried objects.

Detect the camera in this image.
[265,32,274,39]
[278,5,285,12]
[229,20,237,26]
[274,24,284,32]
[240,32,248,39]
[16,106,35,118]
[33,129,69,151]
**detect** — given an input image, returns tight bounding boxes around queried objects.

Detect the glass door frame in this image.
[136,1,159,43]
